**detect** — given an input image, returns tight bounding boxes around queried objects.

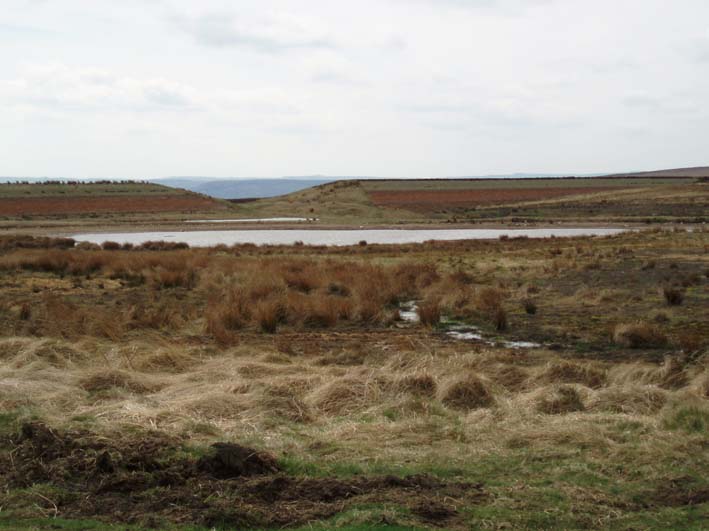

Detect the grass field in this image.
[0,229,707,530]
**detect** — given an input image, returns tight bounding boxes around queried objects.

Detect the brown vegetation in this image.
[0,194,223,216]
[613,322,668,348]
[368,187,620,211]
[440,374,495,410]
[0,228,707,530]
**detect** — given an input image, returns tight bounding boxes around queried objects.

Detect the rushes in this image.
[476,287,508,331]
[613,322,668,348]
[416,297,441,327]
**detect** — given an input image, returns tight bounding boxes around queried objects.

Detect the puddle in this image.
[447,327,485,342]
[398,301,420,323]
[398,303,540,349]
[503,340,541,349]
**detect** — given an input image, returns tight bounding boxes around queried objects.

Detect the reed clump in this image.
[613,322,668,348]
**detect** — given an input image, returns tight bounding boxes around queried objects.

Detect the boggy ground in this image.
[0,229,707,530]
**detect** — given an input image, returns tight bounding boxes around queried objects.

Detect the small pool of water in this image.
[71,227,626,247]
[397,303,542,349]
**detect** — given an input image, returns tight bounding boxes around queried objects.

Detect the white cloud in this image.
[171,10,336,52]
[1,65,199,112]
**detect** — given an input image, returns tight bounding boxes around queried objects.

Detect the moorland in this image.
[1,175,707,234]
[0,223,707,530]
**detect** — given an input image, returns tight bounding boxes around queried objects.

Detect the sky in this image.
[1,0,708,179]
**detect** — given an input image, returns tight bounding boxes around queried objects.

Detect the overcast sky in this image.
[2,0,708,178]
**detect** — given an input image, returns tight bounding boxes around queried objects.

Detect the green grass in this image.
[0,516,430,531]
[663,405,709,434]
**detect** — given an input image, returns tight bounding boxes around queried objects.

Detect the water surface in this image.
[186,217,312,223]
[72,227,625,247]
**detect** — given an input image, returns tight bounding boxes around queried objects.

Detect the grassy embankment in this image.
[0,229,707,530]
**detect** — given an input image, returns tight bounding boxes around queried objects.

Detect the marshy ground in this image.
[0,229,707,530]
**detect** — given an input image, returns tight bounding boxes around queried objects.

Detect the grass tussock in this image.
[591,385,667,415]
[79,370,157,394]
[482,364,529,391]
[396,372,438,397]
[538,360,607,389]
[440,374,495,410]
[535,384,586,415]
[613,322,668,348]
[309,374,389,415]
[133,349,196,373]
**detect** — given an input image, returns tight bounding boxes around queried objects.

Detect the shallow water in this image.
[71,227,626,247]
[186,217,313,223]
[399,304,541,349]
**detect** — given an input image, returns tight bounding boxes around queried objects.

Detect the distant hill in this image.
[153,178,337,199]
[0,181,227,217]
[608,167,709,178]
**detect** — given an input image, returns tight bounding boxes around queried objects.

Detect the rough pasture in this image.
[368,187,620,211]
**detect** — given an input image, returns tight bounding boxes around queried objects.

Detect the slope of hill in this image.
[0,181,228,219]
[610,166,709,178]
[230,173,707,224]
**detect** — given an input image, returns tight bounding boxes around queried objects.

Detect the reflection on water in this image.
[71,227,626,247]
[186,217,313,223]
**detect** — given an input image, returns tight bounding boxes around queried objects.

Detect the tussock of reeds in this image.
[613,322,668,348]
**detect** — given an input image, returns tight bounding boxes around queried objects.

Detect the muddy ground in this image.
[1,422,486,529]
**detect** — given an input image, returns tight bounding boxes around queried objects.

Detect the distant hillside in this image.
[154,178,336,199]
[230,172,706,224]
[0,181,227,218]
[609,166,709,178]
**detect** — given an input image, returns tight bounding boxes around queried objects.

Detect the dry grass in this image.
[416,297,441,326]
[440,374,495,410]
[78,369,158,394]
[396,372,438,397]
[535,384,586,414]
[538,360,607,389]
[613,322,668,348]
[475,287,508,331]
[590,385,668,415]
